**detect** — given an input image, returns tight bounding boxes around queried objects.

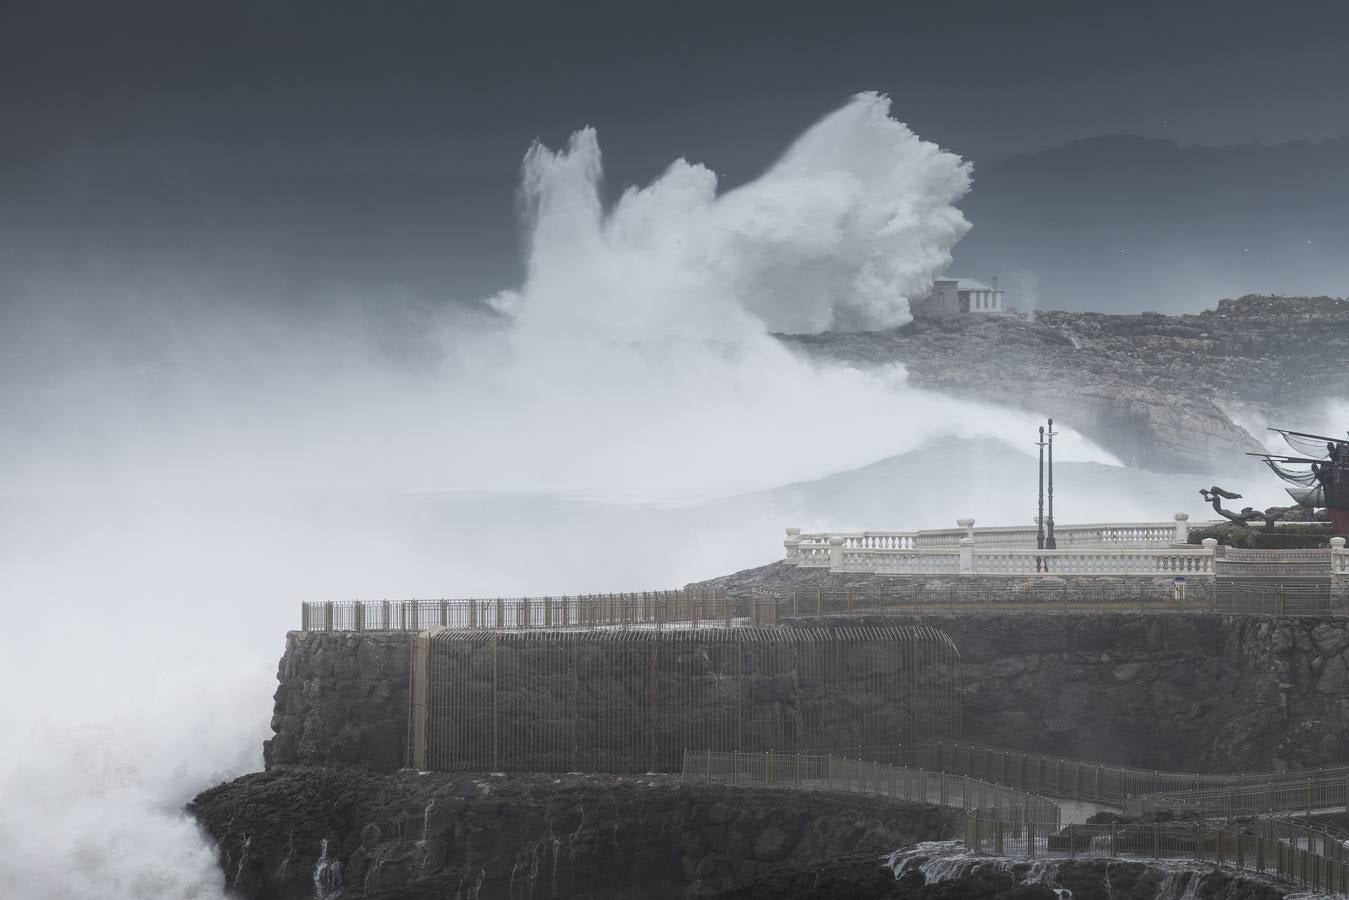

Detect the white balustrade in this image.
[785,514,1197,569]
[784,518,1234,576]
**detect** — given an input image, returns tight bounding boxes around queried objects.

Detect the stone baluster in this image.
[828,536,845,572]
[1201,538,1218,574]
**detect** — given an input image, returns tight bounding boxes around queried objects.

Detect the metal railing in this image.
[964,815,1349,894]
[680,749,1060,828]
[1215,580,1337,615]
[299,589,778,631]
[1125,773,1349,818]
[414,628,962,773]
[303,580,1347,632]
[897,739,1349,807]
[755,584,1216,618]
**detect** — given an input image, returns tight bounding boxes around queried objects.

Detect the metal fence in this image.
[302,580,1347,633]
[964,815,1349,894]
[754,583,1217,617]
[1124,773,1349,818]
[683,744,1349,894]
[756,581,1345,618]
[1214,580,1337,615]
[895,739,1349,807]
[681,749,1060,828]
[409,625,962,773]
[300,589,778,632]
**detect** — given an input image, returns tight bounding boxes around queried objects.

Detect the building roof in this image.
[934,275,996,291]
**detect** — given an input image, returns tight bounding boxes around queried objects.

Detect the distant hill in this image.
[951,135,1349,313]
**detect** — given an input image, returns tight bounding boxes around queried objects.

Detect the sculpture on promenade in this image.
[1198,486,1280,528]
[1249,427,1349,535]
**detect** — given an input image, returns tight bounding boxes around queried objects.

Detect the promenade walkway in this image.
[681,743,1349,894]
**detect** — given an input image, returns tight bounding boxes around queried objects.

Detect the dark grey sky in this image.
[7,0,1349,179]
[3,0,1347,327]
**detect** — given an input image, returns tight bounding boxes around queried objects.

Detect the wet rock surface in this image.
[264,631,413,773]
[783,295,1349,473]
[189,768,959,899]
[267,604,1349,776]
[704,841,1291,898]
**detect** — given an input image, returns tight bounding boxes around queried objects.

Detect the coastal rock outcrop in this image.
[190,770,959,899]
[784,295,1349,473]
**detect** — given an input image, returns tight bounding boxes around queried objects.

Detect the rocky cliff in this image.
[264,631,412,773]
[190,770,959,899]
[784,295,1349,473]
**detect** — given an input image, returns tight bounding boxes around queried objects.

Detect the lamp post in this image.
[1036,425,1046,558]
[1045,418,1058,550]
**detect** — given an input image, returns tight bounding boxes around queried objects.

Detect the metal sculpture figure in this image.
[1198,486,1280,529]
[1249,428,1349,536]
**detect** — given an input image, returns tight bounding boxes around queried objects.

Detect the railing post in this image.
[828,537,845,572]
[323,601,334,632]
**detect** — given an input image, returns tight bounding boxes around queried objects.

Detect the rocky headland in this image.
[195,606,1349,897]
[784,295,1349,472]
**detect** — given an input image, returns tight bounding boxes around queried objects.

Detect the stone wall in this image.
[266,612,1349,776]
[417,627,959,774]
[903,612,1349,771]
[190,769,960,899]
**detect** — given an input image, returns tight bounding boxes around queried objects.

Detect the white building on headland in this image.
[911,276,1005,319]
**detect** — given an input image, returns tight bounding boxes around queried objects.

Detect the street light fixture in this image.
[1046,417,1058,550]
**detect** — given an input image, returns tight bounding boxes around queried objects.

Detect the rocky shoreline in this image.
[189,769,960,899]
[190,770,1296,899]
[784,295,1349,473]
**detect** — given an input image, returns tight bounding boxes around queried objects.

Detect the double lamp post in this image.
[1036,418,1057,570]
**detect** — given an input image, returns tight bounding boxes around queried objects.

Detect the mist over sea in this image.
[0,95,1286,897]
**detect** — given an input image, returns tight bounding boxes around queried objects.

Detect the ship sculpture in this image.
[1250,427,1349,535]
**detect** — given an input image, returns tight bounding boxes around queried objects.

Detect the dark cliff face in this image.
[189,770,1290,900]
[783,295,1349,473]
[268,609,1349,776]
[265,631,412,773]
[919,612,1349,772]
[189,770,959,899]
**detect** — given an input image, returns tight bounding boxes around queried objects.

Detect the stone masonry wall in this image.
[266,613,1349,775]
[903,612,1349,771]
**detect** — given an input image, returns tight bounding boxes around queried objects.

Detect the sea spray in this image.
[312,838,342,900]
